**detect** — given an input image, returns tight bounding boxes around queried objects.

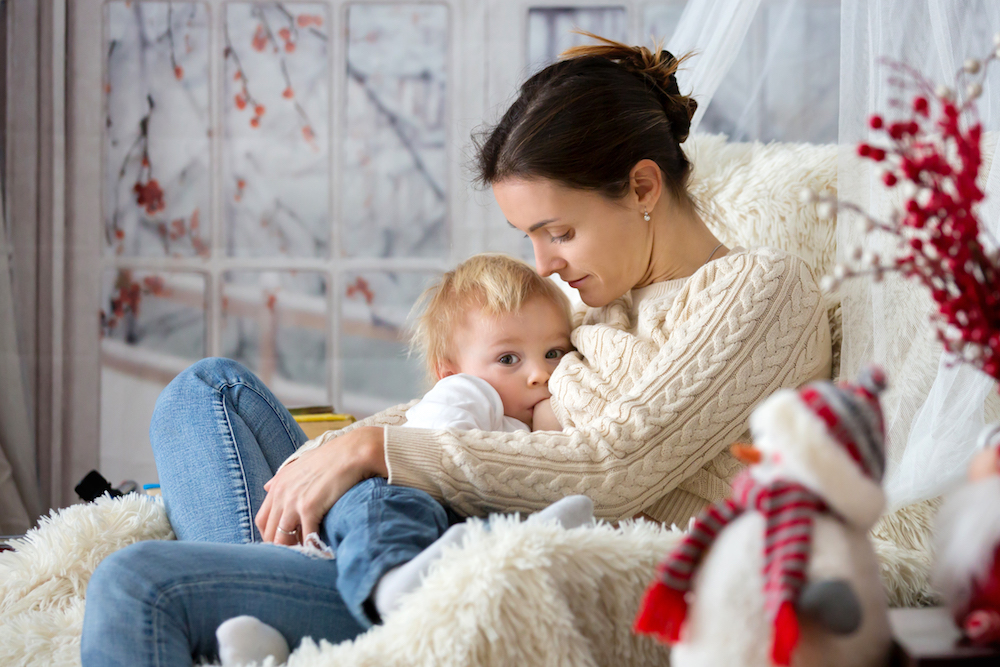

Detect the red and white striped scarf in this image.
[635,471,828,665]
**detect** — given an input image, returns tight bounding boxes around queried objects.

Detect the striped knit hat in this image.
[797,365,887,482]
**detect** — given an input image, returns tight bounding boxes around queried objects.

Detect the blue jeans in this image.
[81,358,456,667]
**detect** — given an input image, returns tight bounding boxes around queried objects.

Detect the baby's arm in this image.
[531,399,562,431]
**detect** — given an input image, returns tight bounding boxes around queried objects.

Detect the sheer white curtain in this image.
[837,0,1000,510]
[667,0,763,135]
[669,0,1000,510]
[1,191,40,534]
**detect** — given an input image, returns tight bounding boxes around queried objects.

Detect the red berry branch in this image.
[225,28,266,128]
[100,270,168,338]
[224,3,322,145]
[808,36,1000,385]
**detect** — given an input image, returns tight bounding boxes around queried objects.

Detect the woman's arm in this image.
[257,401,413,544]
[381,249,831,521]
[256,426,387,543]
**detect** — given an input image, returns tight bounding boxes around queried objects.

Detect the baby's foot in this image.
[216,615,290,666]
[527,495,594,529]
[373,522,469,623]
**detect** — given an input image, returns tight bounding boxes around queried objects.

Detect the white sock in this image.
[373,522,468,622]
[371,496,593,623]
[526,495,594,529]
[216,615,290,667]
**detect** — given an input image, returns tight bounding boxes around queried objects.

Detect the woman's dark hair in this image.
[475,33,697,206]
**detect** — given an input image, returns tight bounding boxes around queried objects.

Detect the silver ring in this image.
[276,525,298,536]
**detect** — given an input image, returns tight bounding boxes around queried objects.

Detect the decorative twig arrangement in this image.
[805,35,1000,384]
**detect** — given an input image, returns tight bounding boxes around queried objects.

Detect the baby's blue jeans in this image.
[81,358,457,667]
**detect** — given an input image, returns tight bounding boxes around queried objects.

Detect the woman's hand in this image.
[255,426,388,545]
[531,399,562,431]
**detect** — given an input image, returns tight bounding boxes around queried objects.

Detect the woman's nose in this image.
[533,243,565,278]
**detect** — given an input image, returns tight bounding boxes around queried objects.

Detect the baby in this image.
[217,253,593,666]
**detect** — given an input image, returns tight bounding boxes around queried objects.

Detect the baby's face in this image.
[444,295,572,428]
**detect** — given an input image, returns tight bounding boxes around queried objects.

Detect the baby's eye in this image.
[545,349,565,360]
[498,354,520,365]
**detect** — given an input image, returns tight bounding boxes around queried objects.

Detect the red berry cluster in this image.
[101,271,168,335]
[133,178,165,215]
[840,48,1000,384]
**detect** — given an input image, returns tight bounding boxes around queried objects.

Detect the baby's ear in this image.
[435,360,458,381]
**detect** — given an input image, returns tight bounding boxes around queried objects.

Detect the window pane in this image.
[342,4,449,259]
[103,2,210,258]
[527,7,627,75]
[221,271,330,407]
[99,270,207,487]
[339,270,439,417]
[224,3,331,258]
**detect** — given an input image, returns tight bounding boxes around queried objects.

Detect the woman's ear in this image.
[630,159,663,215]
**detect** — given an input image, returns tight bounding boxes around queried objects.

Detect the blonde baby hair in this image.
[409,253,573,380]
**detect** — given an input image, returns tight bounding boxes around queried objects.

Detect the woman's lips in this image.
[568,276,587,289]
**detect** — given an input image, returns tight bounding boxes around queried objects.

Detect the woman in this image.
[82,36,830,666]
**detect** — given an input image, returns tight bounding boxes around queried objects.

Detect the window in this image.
[64,0,838,497]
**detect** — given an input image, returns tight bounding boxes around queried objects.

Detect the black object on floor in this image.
[74,470,123,502]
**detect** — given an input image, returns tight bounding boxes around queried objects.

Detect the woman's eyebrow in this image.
[505,219,558,232]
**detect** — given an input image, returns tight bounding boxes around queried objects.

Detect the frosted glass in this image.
[221,270,330,407]
[339,270,439,417]
[341,4,449,258]
[224,3,331,258]
[103,2,210,258]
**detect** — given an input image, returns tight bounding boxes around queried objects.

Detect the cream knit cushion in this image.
[0,135,939,666]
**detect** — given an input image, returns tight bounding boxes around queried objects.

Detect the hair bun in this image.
[560,34,697,144]
[653,49,698,143]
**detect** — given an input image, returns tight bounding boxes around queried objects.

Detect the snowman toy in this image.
[634,367,892,667]
[932,423,1000,646]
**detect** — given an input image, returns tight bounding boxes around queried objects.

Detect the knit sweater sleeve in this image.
[275,400,418,473]
[385,248,830,520]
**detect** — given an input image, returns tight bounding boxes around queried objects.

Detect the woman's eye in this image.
[498,354,519,365]
[545,349,565,360]
[551,230,573,244]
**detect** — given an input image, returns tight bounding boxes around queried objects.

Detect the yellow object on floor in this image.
[290,407,356,440]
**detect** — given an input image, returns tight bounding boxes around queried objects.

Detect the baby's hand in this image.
[531,399,562,431]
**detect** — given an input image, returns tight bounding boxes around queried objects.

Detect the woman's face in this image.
[492,178,650,308]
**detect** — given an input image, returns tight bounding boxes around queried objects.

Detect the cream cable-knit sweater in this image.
[283,247,831,527]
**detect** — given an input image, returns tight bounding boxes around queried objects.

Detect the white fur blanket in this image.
[2,494,681,667]
[1,493,937,667]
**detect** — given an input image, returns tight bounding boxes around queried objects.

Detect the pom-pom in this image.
[869,115,884,129]
[858,365,888,396]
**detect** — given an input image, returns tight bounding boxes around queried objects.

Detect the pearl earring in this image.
[643,208,651,222]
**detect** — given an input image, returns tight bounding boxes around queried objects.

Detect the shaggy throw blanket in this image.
[2,494,680,667]
[1,494,937,667]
